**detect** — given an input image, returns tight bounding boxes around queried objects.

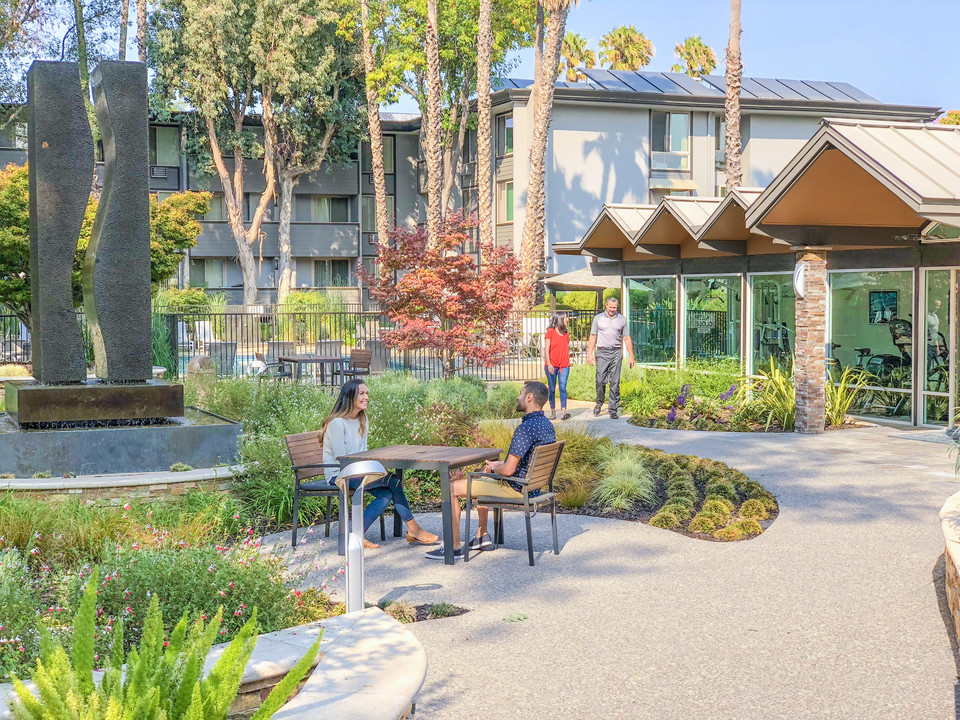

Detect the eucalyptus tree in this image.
[517,0,571,309]
[599,25,653,70]
[150,0,278,306]
[475,0,494,248]
[252,0,364,302]
[724,0,743,190]
[559,31,594,81]
[671,35,717,77]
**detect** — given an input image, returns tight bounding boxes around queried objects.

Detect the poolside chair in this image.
[194,320,215,354]
[253,351,293,382]
[284,430,401,549]
[463,441,564,566]
[335,348,373,384]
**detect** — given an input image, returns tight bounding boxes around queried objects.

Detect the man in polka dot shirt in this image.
[426,381,556,560]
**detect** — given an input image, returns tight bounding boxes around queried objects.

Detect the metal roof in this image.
[553,203,657,256]
[745,118,960,229]
[495,72,886,104]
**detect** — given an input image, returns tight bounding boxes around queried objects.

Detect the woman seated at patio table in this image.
[321,379,439,549]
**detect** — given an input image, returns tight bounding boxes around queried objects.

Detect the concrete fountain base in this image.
[4,379,184,425]
[0,407,242,477]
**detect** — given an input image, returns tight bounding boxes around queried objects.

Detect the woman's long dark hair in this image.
[321,378,368,439]
[547,312,568,335]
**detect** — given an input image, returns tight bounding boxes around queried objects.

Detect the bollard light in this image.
[338,460,387,614]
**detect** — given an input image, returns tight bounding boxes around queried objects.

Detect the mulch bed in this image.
[412,603,469,622]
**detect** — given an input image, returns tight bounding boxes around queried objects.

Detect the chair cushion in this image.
[298,480,339,493]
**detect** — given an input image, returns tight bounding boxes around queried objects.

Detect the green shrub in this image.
[701,498,733,521]
[649,508,681,529]
[426,602,459,620]
[0,364,29,377]
[713,524,744,541]
[688,512,721,534]
[12,568,321,720]
[169,462,193,472]
[424,376,487,418]
[741,481,777,511]
[661,501,693,519]
[704,479,737,504]
[703,495,734,512]
[485,382,522,419]
[0,550,44,682]
[826,366,870,427]
[731,518,763,536]
[591,445,656,511]
[741,359,795,430]
[739,498,769,520]
[155,286,210,309]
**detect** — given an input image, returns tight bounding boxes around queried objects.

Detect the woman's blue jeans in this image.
[545,365,570,409]
[336,471,414,532]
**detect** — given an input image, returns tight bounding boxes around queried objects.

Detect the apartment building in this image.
[0,70,938,299]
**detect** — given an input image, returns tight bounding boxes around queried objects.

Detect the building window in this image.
[496,181,513,224]
[464,129,477,164]
[361,135,396,175]
[715,116,726,195]
[828,270,914,423]
[189,258,225,288]
[361,195,395,229]
[750,274,795,374]
[243,192,275,222]
[295,195,350,223]
[204,193,224,221]
[684,276,741,361]
[651,111,690,170]
[496,114,513,157]
[314,258,351,287]
[149,126,180,166]
[627,277,676,365]
[156,190,176,203]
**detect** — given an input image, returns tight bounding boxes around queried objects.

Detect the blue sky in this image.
[389,0,959,115]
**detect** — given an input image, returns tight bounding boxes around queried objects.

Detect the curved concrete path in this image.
[272,422,960,719]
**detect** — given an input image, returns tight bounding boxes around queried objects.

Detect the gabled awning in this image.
[695,187,790,255]
[632,196,724,258]
[554,203,657,259]
[745,118,960,246]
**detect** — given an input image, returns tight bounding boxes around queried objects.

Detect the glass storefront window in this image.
[922,269,952,425]
[750,274,795,373]
[684,276,741,362]
[627,277,676,364]
[829,270,914,422]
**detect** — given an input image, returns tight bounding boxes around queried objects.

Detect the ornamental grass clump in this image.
[12,568,322,720]
[381,600,417,624]
[591,445,656,512]
[649,508,682,529]
[740,480,778,511]
[825,366,870,427]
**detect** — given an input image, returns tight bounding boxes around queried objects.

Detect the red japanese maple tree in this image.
[359,213,516,379]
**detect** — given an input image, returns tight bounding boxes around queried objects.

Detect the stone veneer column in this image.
[794,249,828,434]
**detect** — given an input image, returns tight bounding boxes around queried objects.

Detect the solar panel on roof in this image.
[827,82,879,104]
[640,72,687,95]
[621,72,663,93]
[665,72,720,96]
[582,68,636,92]
[751,78,805,100]
[701,75,726,94]
[803,80,854,102]
[740,78,781,99]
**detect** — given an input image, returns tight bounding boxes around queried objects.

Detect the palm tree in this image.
[476,0,494,248]
[599,25,654,70]
[359,0,391,275]
[517,0,573,309]
[423,0,444,246]
[671,35,717,77]
[724,0,743,190]
[136,0,146,61]
[559,31,595,82]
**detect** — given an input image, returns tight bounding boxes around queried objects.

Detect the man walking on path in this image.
[587,297,635,419]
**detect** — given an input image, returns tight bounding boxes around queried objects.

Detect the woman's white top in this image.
[322,416,368,482]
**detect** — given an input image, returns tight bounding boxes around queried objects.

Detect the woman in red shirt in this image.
[543,312,571,420]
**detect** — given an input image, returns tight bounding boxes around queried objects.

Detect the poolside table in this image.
[278,354,345,385]
[339,444,503,564]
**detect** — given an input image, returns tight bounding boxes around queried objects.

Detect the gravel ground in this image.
[263,417,960,720]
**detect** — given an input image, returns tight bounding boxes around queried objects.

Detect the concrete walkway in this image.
[267,420,960,719]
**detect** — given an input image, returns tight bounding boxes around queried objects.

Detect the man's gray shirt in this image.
[591,312,627,349]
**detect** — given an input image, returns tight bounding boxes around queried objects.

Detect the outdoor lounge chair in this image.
[206,340,237,376]
[463,441,564,566]
[194,320,215,354]
[335,348,373,383]
[284,430,401,549]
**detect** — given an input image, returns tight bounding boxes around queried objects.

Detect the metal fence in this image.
[2,307,599,384]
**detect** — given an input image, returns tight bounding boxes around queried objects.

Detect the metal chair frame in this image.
[463,441,564,566]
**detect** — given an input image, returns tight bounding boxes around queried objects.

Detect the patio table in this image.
[339,444,503,564]
[278,354,345,385]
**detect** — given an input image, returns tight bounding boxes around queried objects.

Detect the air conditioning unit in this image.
[367,173,375,184]
[150,166,169,178]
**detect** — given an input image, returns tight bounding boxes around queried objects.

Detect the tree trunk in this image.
[72,0,94,137]
[440,82,470,216]
[724,0,743,190]
[476,0,494,248]
[359,0,390,280]
[118,0,129,60]
[423,0,443,246]
[136,0,146,62]
[534,3,544,84]
[277,173,295,303]
[517,2,569,309]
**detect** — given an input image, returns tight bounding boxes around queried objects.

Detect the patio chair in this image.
[253,351,293,382]
[265,340,296,365]
[463,441,564,566]
[284,430,401,549]
[336,348,373,383]
[194,320,215,354]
